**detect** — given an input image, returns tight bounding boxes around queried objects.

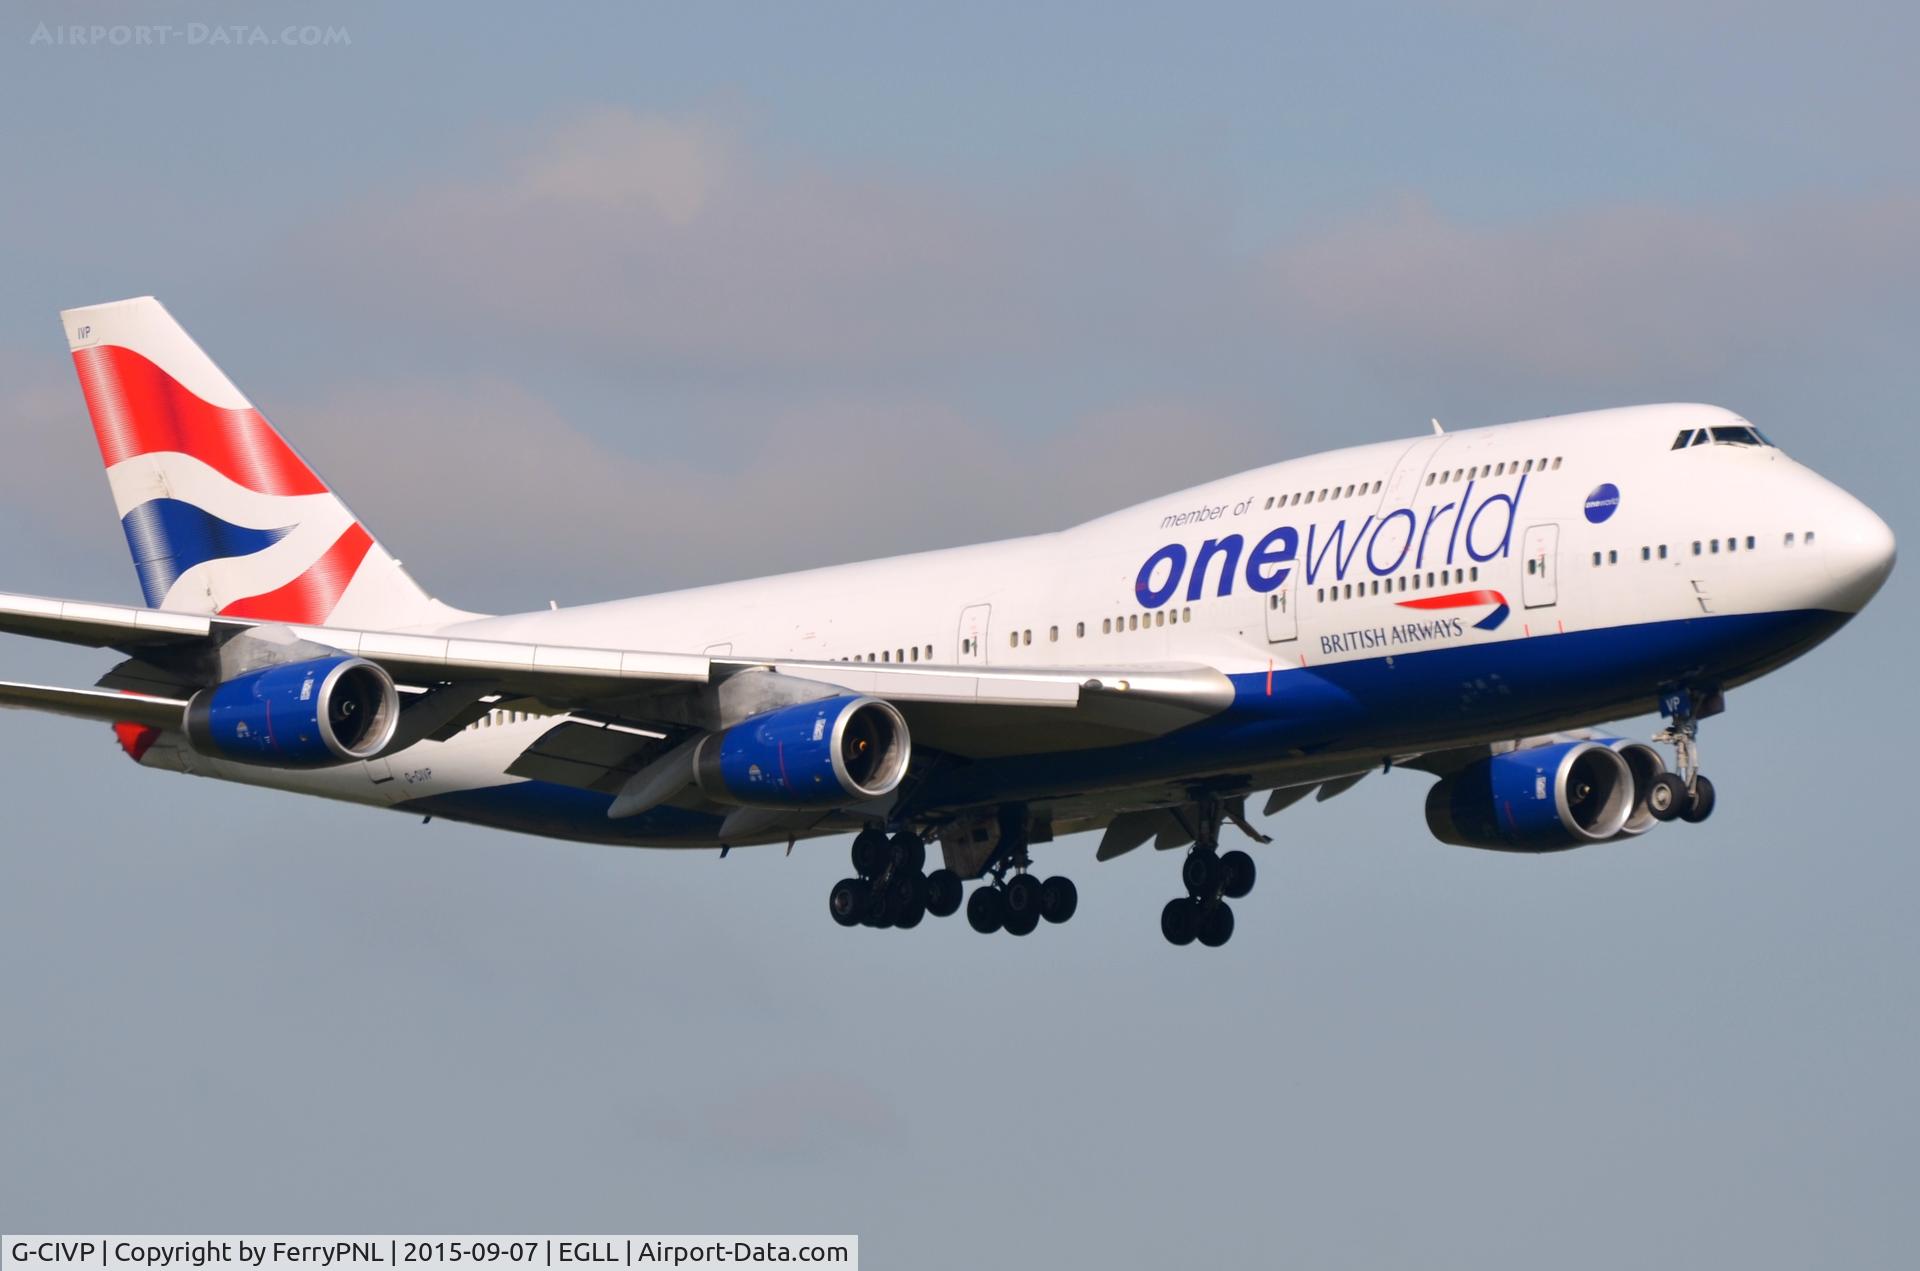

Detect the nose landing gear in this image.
[1649,687,1722,824]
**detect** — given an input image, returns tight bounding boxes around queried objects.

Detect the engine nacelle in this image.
[1600,738,1667,838]
[186,655,399,768]
[1425,740,1636,852]
[694,695,911,808]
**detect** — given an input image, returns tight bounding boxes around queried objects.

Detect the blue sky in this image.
[0,3,1914,1265]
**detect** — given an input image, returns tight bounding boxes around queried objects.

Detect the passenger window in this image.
[1076,622,1085,638]
[1551,457,1563,469]
[1608,550,1617,564]
[1048,626,1058,642]
[1009,632,1018,648]
[1745,536,1755,550]
[1641,547,1650,561]
[1710,540,1720,553]
[1693,541,1702,555]
[1129,615,1138,631]
[1805,531,1816,545]
[1658,545,1667,559]
[1103,618,1112,633]
[1784,533,1794,547]
[1182,607,1191,621]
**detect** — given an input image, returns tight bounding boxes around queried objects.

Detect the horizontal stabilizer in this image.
[0,679,186,728]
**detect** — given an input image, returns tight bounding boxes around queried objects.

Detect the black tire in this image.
[1005,873,1044,918]
[967,886,1006,934]
[1220,850,1256,900]
[851,826,890,875]
[1680,773,1717,823]
[894,893,926,929]
[1198,901,1235,948]
[829,878,867,928]
[1040,876,1078,924]
[1004,908,1040,937]
[1161,897,1200,946]
[890,831,927,874]
[925,869,964,918]
[1182,850,1219,897]
[1648,773,1687,822]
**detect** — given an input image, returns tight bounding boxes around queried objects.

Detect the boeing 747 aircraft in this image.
[0,298,1896,945]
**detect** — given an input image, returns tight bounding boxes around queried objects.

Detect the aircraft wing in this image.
[0,590,1235,756]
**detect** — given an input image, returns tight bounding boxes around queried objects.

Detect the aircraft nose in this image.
[1820,491,1896,612]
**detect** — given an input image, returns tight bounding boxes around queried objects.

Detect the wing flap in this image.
[505,719,673,793]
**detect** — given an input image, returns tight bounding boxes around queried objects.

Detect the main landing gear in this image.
[1647,687,1721,825]
[1160,797,1263,948]
[829,827,964,930]
[964,819,1077,938]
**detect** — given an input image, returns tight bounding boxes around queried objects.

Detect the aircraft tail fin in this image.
[60,296,468,630]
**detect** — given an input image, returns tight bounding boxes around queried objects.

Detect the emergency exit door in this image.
[1264,582,1298,642]
[1522,523,1559,608]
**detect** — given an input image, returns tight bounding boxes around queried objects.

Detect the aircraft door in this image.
[1522,523,1559,608]
[957,604,991,664]
[1263,580,1298,642]
[1375,434,1449,513]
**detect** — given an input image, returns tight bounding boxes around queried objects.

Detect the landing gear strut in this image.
[1161,796,1261,948]
[964,809,1078,937]
[1649,687,1720,825]
[829,826,963,930]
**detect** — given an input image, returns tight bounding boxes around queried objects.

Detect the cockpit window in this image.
[1673,424,1773,449]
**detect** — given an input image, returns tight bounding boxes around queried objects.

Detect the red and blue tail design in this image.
[62,297,464,631]
[1396,588,1511,630]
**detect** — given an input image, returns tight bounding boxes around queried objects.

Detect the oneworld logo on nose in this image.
[1584,482,1621,524]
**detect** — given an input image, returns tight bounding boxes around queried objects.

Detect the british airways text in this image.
[1134,477,1528,608]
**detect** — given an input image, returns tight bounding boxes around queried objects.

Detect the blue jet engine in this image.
[186,655,399,768]
[693,695,912,808]
[1425,739,1636,851]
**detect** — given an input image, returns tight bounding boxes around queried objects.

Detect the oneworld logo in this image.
[1584,482,1620,524]
[1134,476,1528,608]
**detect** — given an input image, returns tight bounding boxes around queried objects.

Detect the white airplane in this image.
[0,297,1896,946]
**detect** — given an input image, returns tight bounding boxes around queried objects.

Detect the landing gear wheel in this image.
[1680,774,1717,823]
[829,878,867,928]
[967,886,1006,934]
[1220,850,1256,900]
[1005,873,1044,920]
[1161,898,1200,946]
[1197,901,1235,948]
[1182,849,1219,897]
[925,869,963,918]
[851,826,890,876]
[894,894,926,929]
[1648,773,1688,822]
[1040,876,1078,924]
[1004,908,1040,937]
[889,831,926,874]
